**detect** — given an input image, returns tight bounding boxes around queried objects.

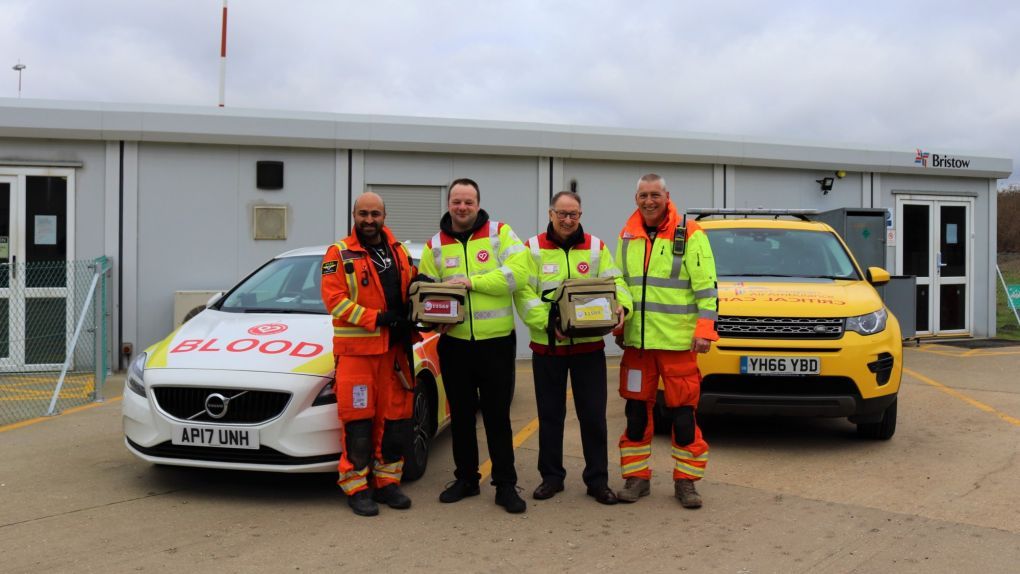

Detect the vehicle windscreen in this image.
[217,255,328,314]
[705,228,860,280]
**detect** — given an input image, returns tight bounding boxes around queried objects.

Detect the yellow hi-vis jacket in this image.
[419,215,529,341]
[617,202,719,350]
[513,228,633,352]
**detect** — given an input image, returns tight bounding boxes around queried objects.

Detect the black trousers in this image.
[437,332,518,487]
[532,349,609,489]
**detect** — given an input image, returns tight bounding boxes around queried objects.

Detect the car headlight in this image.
[126,352,147,397]
[845,307,888,335]
[311,379,336,406]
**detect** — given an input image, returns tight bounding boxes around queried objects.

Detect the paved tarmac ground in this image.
[1,344,1018,573]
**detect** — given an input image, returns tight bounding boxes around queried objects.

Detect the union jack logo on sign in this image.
[914,148,930,167]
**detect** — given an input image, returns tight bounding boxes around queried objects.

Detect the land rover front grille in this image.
[153,387,291,424]
[716,316,844,339]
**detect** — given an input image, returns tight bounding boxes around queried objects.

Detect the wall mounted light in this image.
[816,177,835,194]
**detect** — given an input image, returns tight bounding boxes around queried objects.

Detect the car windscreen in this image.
[217,255,328,314]
[705,228,860,280]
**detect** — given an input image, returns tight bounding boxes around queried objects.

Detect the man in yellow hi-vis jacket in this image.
[614,174,719,509]
[418,178,531,514]
[513,190,632,505]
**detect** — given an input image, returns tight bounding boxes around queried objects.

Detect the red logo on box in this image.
[424,300,454,316]
[248,323,288,336]
[477,250,490,263]
[577,261,590,274]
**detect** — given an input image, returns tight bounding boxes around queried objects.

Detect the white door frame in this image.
[0,167,76,371]
[895,194,973,336]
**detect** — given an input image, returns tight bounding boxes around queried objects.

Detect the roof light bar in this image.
[686,208,819,221]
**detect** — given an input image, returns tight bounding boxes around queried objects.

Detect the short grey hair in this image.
[637,173,667,191]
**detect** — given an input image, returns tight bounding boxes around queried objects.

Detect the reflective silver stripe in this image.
[501,243,525,261]
[447,273,468,281]
[489,221,501,262]
[698,309,719,320]
[430,233,443,276]
[670,246,684,278]
[589,236,601,276]
[499,265,517,291]
[643,302,699,315]
[601,268,621,278]
[621,238,631,276]
[473,306,513,320]
[626,276,691,289]
[541,280,560,291]
[528,276,539,289]
[520,298,544,312]
[694,288,718,298]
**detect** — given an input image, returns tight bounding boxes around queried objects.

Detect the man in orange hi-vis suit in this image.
[321,192,418,517]
[614,174,719,509]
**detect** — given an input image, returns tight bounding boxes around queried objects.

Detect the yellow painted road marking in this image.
[0,396,122,433]
[905,367,1020,428]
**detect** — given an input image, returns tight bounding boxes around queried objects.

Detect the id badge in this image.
[626,369,643,393]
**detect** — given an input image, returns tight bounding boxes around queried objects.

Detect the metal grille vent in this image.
[153,387,291,423]
[716,316,844,339]
[253,204,288,240]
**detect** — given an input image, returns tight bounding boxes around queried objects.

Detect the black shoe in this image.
[439,479,480,503]
[586,485,619,505]
[532,481,564,500]
[495,485,527,514]
[347,490,379,517]
[372,484,412,509]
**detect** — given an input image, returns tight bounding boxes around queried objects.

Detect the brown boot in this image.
[616,477,650,503]
[674,478,703,509]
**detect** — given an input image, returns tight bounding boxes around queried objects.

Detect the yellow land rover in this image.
[692,209,902,440]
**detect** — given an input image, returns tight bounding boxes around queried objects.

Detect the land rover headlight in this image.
[126,352,147,397]
[845,307,888,335]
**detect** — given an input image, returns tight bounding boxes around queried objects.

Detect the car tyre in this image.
[856,398,897,440]
[402,377,437,482]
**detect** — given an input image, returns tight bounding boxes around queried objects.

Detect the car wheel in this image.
[856,398,897,440]
[402,376,437,482]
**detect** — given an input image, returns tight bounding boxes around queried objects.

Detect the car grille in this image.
[153,387,291,424]
[716,316,844,339]
[127,439,339,466]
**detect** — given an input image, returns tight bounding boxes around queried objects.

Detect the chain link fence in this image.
[0,257,110,426]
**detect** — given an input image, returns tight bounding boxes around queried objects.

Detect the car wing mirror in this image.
[206,292,225,307]
[866,267,890,286]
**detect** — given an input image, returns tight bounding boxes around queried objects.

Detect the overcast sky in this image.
[2,0,1018,185]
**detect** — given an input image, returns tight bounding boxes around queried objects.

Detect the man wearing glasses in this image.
[514,191,631,505]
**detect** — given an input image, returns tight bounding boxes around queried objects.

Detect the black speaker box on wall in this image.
[256,161,284,190]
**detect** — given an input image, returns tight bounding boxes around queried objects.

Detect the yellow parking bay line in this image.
[905,367,1020,428]
[0,396,122,433]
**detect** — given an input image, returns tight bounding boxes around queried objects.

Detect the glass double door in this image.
[897,197,971,336]
[0,173,73,371]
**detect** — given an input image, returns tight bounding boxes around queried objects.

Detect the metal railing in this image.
[0,257,111,426]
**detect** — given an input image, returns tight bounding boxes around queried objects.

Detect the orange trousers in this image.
[334,346,414,494]
[618,348,709,481]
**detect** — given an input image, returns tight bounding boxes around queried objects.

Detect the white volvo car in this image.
[122,245,449,479]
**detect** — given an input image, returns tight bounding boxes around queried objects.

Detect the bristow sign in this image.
[915,148,970,169]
